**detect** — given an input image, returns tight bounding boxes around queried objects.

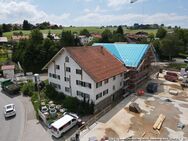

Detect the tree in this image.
[2,24,12,32]
[80,29,90,37]
[160,33,184,60]
[116,26,124,35]
[101,29,112,43]
[45,84,59,100]
[60,31,75,46]
[0,28,3,37]
[111,33,124,42]
[21,81,35,96]
[23,20,32,30]
[156,27,167,39]
[12,29,60,73]
[148,33,154,42]
[30,29,43,44]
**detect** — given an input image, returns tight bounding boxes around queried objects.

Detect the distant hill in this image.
[3,27,160,39]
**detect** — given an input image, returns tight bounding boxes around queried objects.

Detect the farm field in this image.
[3,27,159,39]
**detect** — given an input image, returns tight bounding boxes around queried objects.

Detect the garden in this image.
[21,81,94,126]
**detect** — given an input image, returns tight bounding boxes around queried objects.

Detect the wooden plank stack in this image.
[153,114,166,130]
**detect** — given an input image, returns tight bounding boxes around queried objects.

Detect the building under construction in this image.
[93,43,156,92]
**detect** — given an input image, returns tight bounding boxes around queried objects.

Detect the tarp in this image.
[93,43,149,68]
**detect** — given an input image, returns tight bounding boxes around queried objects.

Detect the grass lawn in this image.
[3,27,159,39]
[168,63,188,70]
[0,57,8,63]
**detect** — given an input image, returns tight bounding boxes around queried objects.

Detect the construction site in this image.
[80,70,188,140]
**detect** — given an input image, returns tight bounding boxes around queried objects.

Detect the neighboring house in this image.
[43,33,60,41]
[42,46,128,112]
[0,37,8,44]
[1,65,15,78]
[93,43,156,91]
[12,35,29,42]
[78,35,93,45]
[135,31,149,37]
[91,33,102,39]
[126,34,147,43]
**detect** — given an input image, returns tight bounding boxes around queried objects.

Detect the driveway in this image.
[0,88,52,141]
[0,89,25,141]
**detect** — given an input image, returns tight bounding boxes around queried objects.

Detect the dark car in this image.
[146,82,158,93]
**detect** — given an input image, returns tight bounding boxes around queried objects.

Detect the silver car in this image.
[3,104,16,118]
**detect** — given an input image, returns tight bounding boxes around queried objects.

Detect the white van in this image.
[51,114,78,138]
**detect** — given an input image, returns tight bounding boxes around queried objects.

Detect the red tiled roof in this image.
[1,65,15,70]
[91,33,102,38]
[66,46,127,82]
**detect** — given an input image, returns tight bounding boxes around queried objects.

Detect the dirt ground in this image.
[80,71,188,140]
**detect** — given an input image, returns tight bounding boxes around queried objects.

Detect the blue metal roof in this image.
[93,43,149,68]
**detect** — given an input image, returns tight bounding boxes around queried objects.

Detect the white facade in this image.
[3,69,14,78]
[79,36,93,45]
[47,49,124,104]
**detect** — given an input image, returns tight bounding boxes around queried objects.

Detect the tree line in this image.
[12,29,83,73]
[11,25,188,73]
[153,27,188,60]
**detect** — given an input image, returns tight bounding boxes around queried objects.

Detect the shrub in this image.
[44,84,58,100]
[31,92,40,118]
[21,81,35,96]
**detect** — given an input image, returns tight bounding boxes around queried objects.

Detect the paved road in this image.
[0,89,25,141]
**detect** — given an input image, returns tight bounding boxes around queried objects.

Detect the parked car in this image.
[3,104,16,118]
[146,82,158,93]
[164,71,178,82]
[184,57,188,63]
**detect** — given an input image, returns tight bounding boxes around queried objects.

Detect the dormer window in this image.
[65,56,69,62]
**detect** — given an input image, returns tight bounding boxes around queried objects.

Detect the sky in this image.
[0,0,188,27]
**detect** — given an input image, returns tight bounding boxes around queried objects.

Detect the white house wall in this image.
[94,74,124,104]
[47,49,124,104]
[48,49,95,101]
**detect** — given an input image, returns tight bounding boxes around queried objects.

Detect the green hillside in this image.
[3,27,159,39]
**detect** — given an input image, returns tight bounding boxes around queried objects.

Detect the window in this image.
[49,73,52,77]
[50,82,61,90]
[52,74,56,78]
[120,82,122,86]
[113,85,116,90]
[76,80,81,85]
[103,89,108,96]
[77,91,90,99]
[96,92,102,100]
[85,83,92,88]
[104,79,108,84]
[113,76,116,80]
[56,65,60,70]
[57,75,60,80]
[96,81,102,88]
[120,73,123,77]
[76,69,82,75]
[65,87,70,92]
[66,67,71,72]
[77,91,83,97]
[64,77,70,82]
[65,56,69,62]
[76,80,91,89]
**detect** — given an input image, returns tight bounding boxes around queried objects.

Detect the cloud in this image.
[75,11,188,27]
[0,0,70,24]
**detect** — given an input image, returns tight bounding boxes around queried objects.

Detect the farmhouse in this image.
[42,46,129,112]
[93,43,156,92]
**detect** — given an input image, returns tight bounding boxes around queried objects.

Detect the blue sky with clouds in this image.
[0,0,188,27]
